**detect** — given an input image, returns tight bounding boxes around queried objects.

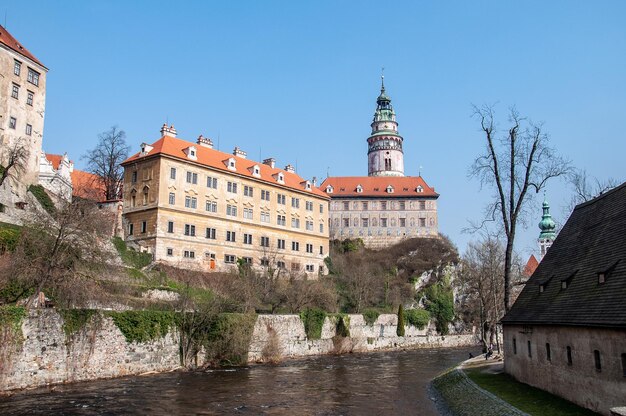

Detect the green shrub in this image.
[404,308,430,330]
[362,308,380,326]
[396,304,405,337]
[28,184,56,215]
[334,314,350,338]
[112,237,153,269]
[204,313,257,366]
[0,279,34,304]
[0,305,26,332]
[0,226,20,253]
[106,310,177,343]
[58,309,97,337]
[300,308,327,340]
[423,283,455,335]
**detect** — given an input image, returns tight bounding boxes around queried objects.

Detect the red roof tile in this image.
[122,136,328,199]
[45,154,106,201]
[524,254,539,277]
[0,25,45,68]
[319,176,438,197]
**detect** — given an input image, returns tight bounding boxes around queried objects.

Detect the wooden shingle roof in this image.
[502,182,626,329]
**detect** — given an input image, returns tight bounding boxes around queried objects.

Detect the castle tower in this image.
[367,75,404,177]
[538,197,556,259]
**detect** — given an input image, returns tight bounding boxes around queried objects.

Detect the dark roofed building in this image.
[501,182,626,415]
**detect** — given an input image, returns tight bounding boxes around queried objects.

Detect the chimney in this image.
[160,124,177,137]
[312,176,317,187]
[285,164,295,173]
[263,158,276,169]
[197,135,213,149]
[233,146,247,159]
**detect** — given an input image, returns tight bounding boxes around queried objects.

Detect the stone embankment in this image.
[0,310,478,392]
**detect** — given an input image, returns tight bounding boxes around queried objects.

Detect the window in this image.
[343,218,350,227]
[244,185,253,197]
[277,261,286,269]
[277,194,286,205]
[305,264,315,272]
[292,241,300,251]
[566,346,572,365]
[205,227,216,239]
[291,263,301,272]
[186,171,198,184]
[167,221,174,233]
[399,201,406,211]
[27,68,40,86]
[512,338,517,355]
[419,201,426,210]
[399,218,406,227]
[260,236,270,247]
[25,124,32,136]
[241,257,252,265]
[131,171,137,183]
[362,202,368,210]
[261,189,270,201]
[306,201,313,211]
[170,167,176,180]
[306,243,313,253]
[184,224,196,237]
[319,246,324,255]
[207,176,218,189]
[319,223,324,233]
[226,231,236,242]
[306,220,313,231]
[128,223,134,235]
[205,200,217,212]
[168,192,175,205]
[183,250,195,259]
[225,254,236,264]
[260,211,270,223]
[291,218,300,228]
[131,193,136,207]
[166,248,173,256]
[14,60,21,76]
[598,272,606,284]
[622,353,626,377]
[320,204,324,214]
[546,343,551,362]
[419,218,426,227]
[527,341,532,358]
[227,204,237,217]
[185,196,197,209]
[11,84,19,99]
[291,197,300,208]
[277,239,285,250]
[243,233,252,245]
[381,201,387,210]
[381,218,388,227]
[27,91,33,106]
[277,215,286,226]
[243,208,253,219]
[141,221,147,233]
[594,350,601,371]
[259,258,269,266]
[9,117,16,129]
[227,181,238,193]
[343,201,350,210]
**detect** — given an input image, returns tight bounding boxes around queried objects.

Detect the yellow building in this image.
[121,125,329,276]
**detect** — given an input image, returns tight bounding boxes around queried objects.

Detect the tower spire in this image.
[538,195,557,259]
[381,67,385,92]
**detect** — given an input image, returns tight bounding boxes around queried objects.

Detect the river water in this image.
[0,347,477,416]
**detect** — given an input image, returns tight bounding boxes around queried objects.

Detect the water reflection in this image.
[0,347,477,415]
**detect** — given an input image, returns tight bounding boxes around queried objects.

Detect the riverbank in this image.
[432,356,600,416]
[0,309,478,392]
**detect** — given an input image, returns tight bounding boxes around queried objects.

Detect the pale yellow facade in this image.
[123,146,329,277]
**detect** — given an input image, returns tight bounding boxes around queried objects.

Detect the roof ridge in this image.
[574,180,626,210]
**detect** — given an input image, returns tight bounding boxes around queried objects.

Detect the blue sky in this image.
[4,1,625,257]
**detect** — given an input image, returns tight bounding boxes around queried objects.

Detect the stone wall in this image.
[503,324,626,416]
[0,310,478,392]
[248,314,478,362]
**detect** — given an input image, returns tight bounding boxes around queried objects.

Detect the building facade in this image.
[0,24,47,192]
[321,77,439,248]
[502,183,626,415]
[121,125,329,276]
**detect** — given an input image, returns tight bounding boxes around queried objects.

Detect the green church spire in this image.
[538,197,556,241]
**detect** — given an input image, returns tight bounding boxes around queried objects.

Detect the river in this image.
[0,347,477,415]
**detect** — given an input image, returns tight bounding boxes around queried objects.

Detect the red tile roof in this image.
[319,176,438,198]
[45,154,106,201]
[122,135,328,199]
[523,254,539,277]
[0,25,45,68]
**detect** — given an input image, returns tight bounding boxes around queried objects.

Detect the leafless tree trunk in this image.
[83,126,130,201]
[0,140,29,187]
[470,105,570,311]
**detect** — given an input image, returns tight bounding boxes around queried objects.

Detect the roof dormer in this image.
[325,185,334,194]
[356,184,363,193]
[184,145,197,161]
[273,172,285,184]
[416,185,423,193]
[386,185,394,193]
[224,157,237,171]
[301,180,312,191]
[140,142,154,156]
[250,164,261,178]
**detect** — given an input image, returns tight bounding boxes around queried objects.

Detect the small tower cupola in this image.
[538,197,557,259]
[160,124,177,137]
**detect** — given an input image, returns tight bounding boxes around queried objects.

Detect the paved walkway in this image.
[431,356,528,416]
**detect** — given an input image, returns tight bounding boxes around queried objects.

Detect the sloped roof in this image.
[523,255,539,277]
[502,182,626,329]
[122,135,328,199]
[45,154,106,201]
[0,24,46,68]
[319,176,438,198]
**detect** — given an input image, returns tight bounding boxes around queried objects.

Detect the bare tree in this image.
[0,140,29,187]
[470,105,570,311]
[83,126,130,201]
[569,169,620,206]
